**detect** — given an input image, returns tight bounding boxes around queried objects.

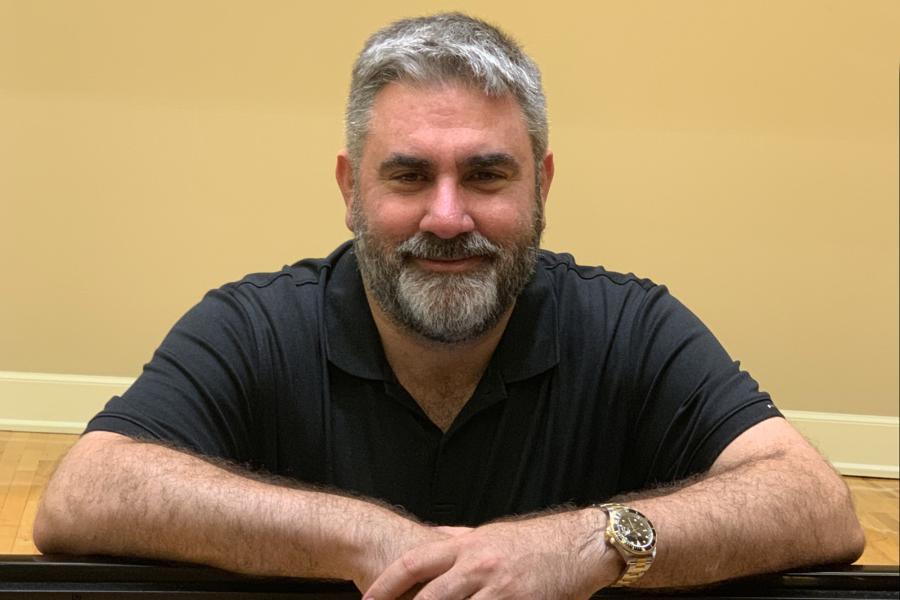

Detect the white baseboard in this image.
[0,371,134,434]
[0,371,897,478]
[782,409,899,479]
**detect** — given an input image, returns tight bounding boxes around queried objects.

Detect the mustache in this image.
[396,232,500,261]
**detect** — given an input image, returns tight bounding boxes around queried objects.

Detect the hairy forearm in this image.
[618,448,864,587]
[34,432,425,582]
[476,422,869,596]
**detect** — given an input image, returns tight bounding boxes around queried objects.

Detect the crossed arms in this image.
[34,417,863,600]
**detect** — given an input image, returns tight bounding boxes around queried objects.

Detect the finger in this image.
[364,541,458,600]
[398,585,423,600]
[412,567,481,600]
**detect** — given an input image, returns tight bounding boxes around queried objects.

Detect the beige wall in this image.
[1,0,897,417]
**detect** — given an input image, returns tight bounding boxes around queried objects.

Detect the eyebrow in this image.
[378,154,433,175]
[377,152,523,177]
[462,153,521,173]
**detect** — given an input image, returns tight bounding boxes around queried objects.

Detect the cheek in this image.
[472,202,535,240]
[365,201,425,239]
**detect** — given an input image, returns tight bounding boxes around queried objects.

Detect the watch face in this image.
[611,509,656,553]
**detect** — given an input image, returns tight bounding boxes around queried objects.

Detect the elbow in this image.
[849,530,866,564]
[32,506,57,554]
[33,467,98,556]
[33,431,129,555]
[829,517,866,566]
[840,511,866,565]
[33,492,78,555]
[825,477,866,565]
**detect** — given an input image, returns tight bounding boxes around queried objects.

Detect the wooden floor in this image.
[1,430,898,564]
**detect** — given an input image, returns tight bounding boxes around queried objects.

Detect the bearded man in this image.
[35,13,864,600]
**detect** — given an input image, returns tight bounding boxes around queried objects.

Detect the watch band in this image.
[598,502,656,587]
[615,550,654,586]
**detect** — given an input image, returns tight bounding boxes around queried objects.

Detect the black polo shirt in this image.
[87,242,779,525]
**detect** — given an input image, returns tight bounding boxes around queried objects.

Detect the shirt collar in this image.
[324,244,560,383]
[324,244,390,380]
[492,256,560,382]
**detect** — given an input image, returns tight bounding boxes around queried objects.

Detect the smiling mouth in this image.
[413,255,486,272]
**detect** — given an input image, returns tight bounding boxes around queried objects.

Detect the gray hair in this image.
[345,13,548,170]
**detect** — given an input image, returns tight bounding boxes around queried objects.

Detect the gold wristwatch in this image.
[598,503,657,587]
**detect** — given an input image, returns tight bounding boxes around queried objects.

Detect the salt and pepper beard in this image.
[351,188,544,344]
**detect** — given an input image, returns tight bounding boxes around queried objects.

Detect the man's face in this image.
[340,82,552,344]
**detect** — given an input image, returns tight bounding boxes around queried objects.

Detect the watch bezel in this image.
[607,506,656,555]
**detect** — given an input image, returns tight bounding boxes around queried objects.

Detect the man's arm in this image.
[33,431,443,590]
[619,417,864,586]
[363,418,865,600]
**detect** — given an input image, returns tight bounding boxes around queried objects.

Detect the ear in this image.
[539,150,555,208]
[335,150,355,232]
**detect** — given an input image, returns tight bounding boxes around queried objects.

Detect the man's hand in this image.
[351,519,457,592]
[363,509,619,600]
[362,419,866,599]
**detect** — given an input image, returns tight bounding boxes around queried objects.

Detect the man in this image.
[34,13,864,600]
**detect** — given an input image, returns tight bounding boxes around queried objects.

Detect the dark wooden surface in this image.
[0,555,897,599]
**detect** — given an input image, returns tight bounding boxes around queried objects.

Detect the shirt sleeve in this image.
[622,284,782,488]
[85,285,261,463]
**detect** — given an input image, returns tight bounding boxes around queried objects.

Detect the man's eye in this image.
[392,172,427,183]
[468,171,508,189]
[470,171,503,181]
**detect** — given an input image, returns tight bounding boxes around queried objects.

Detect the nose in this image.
[418,178,475,239]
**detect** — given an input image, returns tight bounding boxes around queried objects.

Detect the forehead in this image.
[363,81,532,163]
